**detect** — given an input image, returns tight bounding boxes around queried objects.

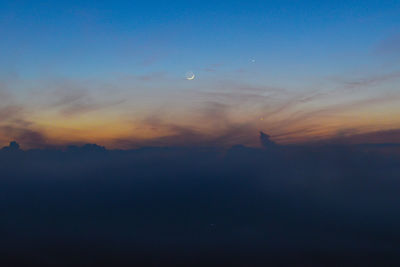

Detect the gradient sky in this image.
[1,0,400,148]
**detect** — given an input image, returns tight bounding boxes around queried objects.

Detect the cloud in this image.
[340,72,400,91]
[28,78,127,118]
[259,131,277,148]
[113,123,257,148]
[327,128,400,144]
[202,63,223,72]
[58,99,125,117]
[374,33,400,56]
[0,69,399,149]
[0,125,48,148]
[111,101,260,148]
[136,72,168,82]
[0,106,23,123]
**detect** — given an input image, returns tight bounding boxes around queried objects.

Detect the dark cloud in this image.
[259,131,277,148]
[0,125,47,148]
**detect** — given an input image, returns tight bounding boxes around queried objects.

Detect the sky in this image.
[1,0,400,148]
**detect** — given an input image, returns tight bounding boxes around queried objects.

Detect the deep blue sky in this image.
[2,0,399,77]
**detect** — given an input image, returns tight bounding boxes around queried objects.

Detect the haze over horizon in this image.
[1,0,400,149]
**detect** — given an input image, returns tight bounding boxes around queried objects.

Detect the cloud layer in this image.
[1,69,400,149]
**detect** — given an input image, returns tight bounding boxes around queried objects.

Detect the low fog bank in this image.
[1,133,400,266]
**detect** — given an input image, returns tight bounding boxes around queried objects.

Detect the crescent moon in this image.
[185,71,195,80]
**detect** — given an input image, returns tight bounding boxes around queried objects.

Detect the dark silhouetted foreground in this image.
[2,134,400,266]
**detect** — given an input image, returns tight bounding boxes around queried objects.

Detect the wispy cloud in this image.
[202,63,223,72]
[324,128,400,144]
[58,98,125,117]
[374,33,400,56]
[339,72,400,91]
[30,78,127,118]
[1,68,400,148]
[0,106,23,123]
